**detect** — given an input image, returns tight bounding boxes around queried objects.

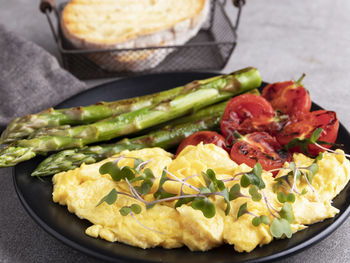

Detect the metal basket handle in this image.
[220,0,245,30]
[40,0,55,12]
[39,0,59,43]
[232,0,245,30]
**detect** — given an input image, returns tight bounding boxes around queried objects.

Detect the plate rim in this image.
[12,71,350,263]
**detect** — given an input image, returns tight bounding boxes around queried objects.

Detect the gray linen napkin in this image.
[0,25,87,127]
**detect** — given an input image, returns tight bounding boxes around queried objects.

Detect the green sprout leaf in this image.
[131,204,142,214]
[314,152,323,162]
[277,192,284,203]
[301,188,308,195]
[119,206,132,216]
[240,174,251,188]
[249,185,262,202]
[220,188,231,215]
[252,215,271,226]
[240,163,265,189]
[96,188,118,206]
[260,215,271,225]
[99,161,121,181]
[253,162,263,176]
[143,168,155,179]
[99,161,115,175]
[277,192,295,203]
[134,182,152,195]
[99,161,136,182]
[153,168,176,200]
[284,128,324,157]
[134,168,155,195]
[286,193,296,203]
[120,166,135,181]
[199,187,211,194]
[310,128,323,144]
[252,216,261,226]
[191,197,216,218]
[270,218,292,238]
[237,202,248,219]
[158,169,168,188]
[202,169,225,192]
[229,184,241,201]
[273,181,283,193]
[174,196,195,209]
[131,168,155,183]
[279,202,294,224]
[154,189,176,200]
[120,204,142,216]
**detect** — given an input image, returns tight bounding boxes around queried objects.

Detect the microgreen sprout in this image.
[240,163,265,189]
[252,215,271,226]
[96,157,300,239]
[277,191,295,203]
[97,158,234,220]
[229,183,249,200]
[284,128,323,156]
[272,152,322,202]
[284,128,349,160]
[237,202,249,218]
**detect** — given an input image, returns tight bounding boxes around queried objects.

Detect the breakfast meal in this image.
[61,0,209,71]
[1,67,349,255]
[52,145,349,252]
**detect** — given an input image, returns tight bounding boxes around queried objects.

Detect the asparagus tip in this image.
[0,146,36,167]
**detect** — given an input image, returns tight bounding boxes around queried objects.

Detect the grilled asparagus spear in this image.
[0,81,190,144]
[0,68,261,167]
[32,101,228,177]
[0,68,255,144]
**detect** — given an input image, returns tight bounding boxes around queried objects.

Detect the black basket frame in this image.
[40,0,245,80]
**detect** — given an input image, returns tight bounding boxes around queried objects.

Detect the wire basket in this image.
[40,0,245,80]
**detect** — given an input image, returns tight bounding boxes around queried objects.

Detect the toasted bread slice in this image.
[61,0,209,71]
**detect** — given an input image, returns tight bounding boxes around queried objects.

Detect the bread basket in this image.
[40,0,245,80]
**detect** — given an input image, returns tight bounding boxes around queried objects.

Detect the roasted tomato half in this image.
[276,110,339,156]
[220,94,276,143]
[262,78,311,116]
[230,132,291,175]
[176,131,228,155]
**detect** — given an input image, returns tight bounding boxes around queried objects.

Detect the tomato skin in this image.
[276,110,339,156]
[230,132,291,175]
[262,81,311,116]
[221,94,275,143]
[176,131,228,155]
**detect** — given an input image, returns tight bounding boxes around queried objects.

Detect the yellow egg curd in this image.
[52,143,350,252]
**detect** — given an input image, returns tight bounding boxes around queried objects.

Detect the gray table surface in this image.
[1,0,350,262]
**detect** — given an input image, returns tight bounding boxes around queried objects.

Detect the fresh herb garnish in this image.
[284,128,335,157]
[96,155,320,239]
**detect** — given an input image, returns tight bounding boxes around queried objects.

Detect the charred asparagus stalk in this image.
[33,88,260,176]
[0,68,257,144]
[0,68,261,167]
[1,85,184,144]
[32,101,228,177]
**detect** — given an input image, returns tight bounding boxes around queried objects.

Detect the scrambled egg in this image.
[52,144,350,252]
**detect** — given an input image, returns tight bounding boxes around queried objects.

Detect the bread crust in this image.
[61,0,209,71]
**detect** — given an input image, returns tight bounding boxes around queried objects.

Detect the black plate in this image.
[13,72,350,263]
